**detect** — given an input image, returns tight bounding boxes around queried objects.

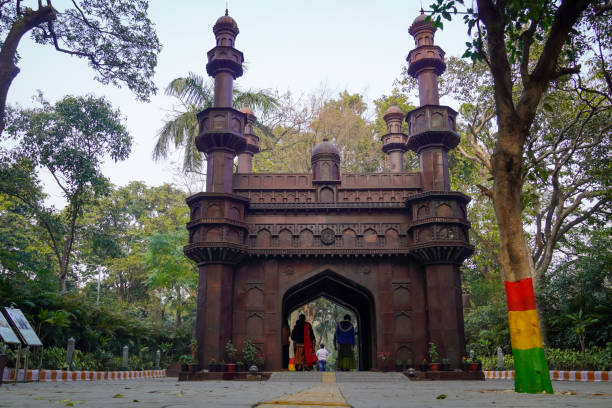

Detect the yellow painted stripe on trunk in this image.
[508,309,543,350]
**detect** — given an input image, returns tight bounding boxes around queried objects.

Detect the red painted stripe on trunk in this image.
[505,278,536,311]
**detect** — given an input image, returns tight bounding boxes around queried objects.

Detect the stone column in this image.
[188,11,249,368]
[424,263,465,366]
[195,264,235,365]
[404,10,473,365]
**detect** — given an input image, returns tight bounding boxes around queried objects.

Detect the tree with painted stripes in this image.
[428,0,610,393]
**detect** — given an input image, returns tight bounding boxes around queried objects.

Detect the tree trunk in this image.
[491,128,553,394]
[0,6,56,134]
[175,286,182,328]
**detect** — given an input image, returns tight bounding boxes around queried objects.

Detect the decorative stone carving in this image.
[321,228,335,245]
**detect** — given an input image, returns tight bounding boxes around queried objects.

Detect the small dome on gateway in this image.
[413,8,428,24]
[312,138,340,157]
[385,105,403,115]
[213,9,239,35]
[240,106,254,115]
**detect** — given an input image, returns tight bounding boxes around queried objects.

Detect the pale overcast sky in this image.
[8,0,471,202]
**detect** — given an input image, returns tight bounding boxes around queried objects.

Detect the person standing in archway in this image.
[282,318,290,369]
[334,314,356,371]
[291,314,316,371]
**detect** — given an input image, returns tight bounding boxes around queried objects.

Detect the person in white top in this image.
[316,344,330,372]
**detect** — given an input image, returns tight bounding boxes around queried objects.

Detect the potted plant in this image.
[460,356,469,371]
[419,358,428,372]
[236,361,244,372]
[219,360,226,372]
[225,340,237,373]
[208,357,217,372]
[395,359,403,372]
[427,342,440,371]
[188,358,199,373]
[405,358,413,369]
[441,357,450,371]
[178,355,192,372]
[469,357,479,371]
[377,351,391,372]
[242,339,258,369]
[255,356,265,372]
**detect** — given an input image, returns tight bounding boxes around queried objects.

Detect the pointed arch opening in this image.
[281,270,375,370]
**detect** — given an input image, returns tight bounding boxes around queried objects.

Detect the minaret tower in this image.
[185,10,250,368]
[404,10,473,367]
[405,9,459,191]
[236,107,259,173]
[195,9,246,193]
[381,105,409,172]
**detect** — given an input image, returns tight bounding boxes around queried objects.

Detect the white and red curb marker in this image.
[484,370,612,382]
[2,369,165,382]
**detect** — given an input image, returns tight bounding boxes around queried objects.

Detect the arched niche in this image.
[246,286,264,310]
[392,285,410,309]
[299,229,314,247]
[225,228,239,243]
[256,229,271,247]
[206,227,222,241]
[207,203,221,218]
[363,229,378,248]
[319,187,334,203]
[437,203,452,217]
[320,162,331,179]
[246,312,264,338]
[394,312,412,338]
[385,228,399,248]
[278,229,292,247]
[417,205,429,219]
[229,206,241,220]
[395,346,413,365]
[342,228,357,247]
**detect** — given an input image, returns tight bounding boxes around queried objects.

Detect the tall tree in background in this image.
[154,72,278,174]
[372,91,418,171]
[311,91,382,173]
[143,230,197,328]
[0,94,132,292]
[0,0,161,134]
[255,90,388,174]
[82,182,189,306]
[429,0,608,393]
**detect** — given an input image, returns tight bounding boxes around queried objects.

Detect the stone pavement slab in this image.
[339,378,612,408]
[257,372,349,408]
[0,378,311,408]
[0,373,610,407]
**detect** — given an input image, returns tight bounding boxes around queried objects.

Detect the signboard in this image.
[0,312,21,344]
[3,307,42,346]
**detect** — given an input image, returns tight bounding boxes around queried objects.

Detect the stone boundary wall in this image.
[2,369,165,382]
[484,370,612,382]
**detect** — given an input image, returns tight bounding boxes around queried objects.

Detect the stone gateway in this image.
[184,9,473,371]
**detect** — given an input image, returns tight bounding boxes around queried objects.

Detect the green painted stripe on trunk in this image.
[512,347,553,394]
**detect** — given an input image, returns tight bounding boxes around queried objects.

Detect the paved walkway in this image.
[0,372,610,407]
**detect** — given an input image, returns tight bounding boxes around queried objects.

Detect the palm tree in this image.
[154,72,278,173]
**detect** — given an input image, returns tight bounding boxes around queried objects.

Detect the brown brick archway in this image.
[282,270,376,370]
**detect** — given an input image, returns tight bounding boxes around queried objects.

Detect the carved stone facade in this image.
[184,10,473,371]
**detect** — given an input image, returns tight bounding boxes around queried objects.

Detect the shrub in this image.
[478,344,612,371]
